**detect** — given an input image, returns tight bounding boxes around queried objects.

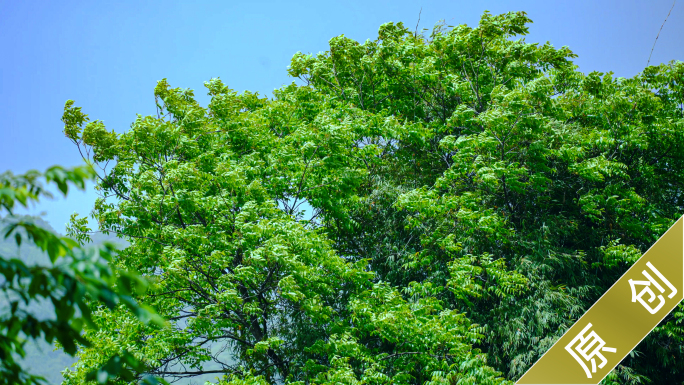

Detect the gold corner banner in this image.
[516,216,684,385]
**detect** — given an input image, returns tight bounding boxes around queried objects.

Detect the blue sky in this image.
[1,0,682,233]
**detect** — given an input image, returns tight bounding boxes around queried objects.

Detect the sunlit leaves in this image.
[55,10,684,385]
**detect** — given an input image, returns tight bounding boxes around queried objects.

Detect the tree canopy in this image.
[60,11,684,385]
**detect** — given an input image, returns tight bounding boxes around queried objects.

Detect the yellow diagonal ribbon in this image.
[516,216,684,385]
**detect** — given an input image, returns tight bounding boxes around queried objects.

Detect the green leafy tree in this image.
[0,166,166,385]
[61,11,683,384]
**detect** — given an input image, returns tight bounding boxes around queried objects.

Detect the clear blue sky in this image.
[1,0,682,233]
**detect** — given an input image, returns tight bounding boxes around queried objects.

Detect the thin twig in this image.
[414,7,422,38]
[629,0,676,113]
[647,0,676,68]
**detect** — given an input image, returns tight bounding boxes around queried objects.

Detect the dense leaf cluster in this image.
[0,167,165,385]
[61,11,684,384]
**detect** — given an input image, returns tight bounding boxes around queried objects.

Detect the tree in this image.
[62,11,684,384]
[0,166,166,385]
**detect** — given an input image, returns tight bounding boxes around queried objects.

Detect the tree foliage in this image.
[61,11,684,384]
[0,166,165,385]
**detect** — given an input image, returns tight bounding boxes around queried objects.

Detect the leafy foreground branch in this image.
[0,166,167,385]
[61,10,683,385]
